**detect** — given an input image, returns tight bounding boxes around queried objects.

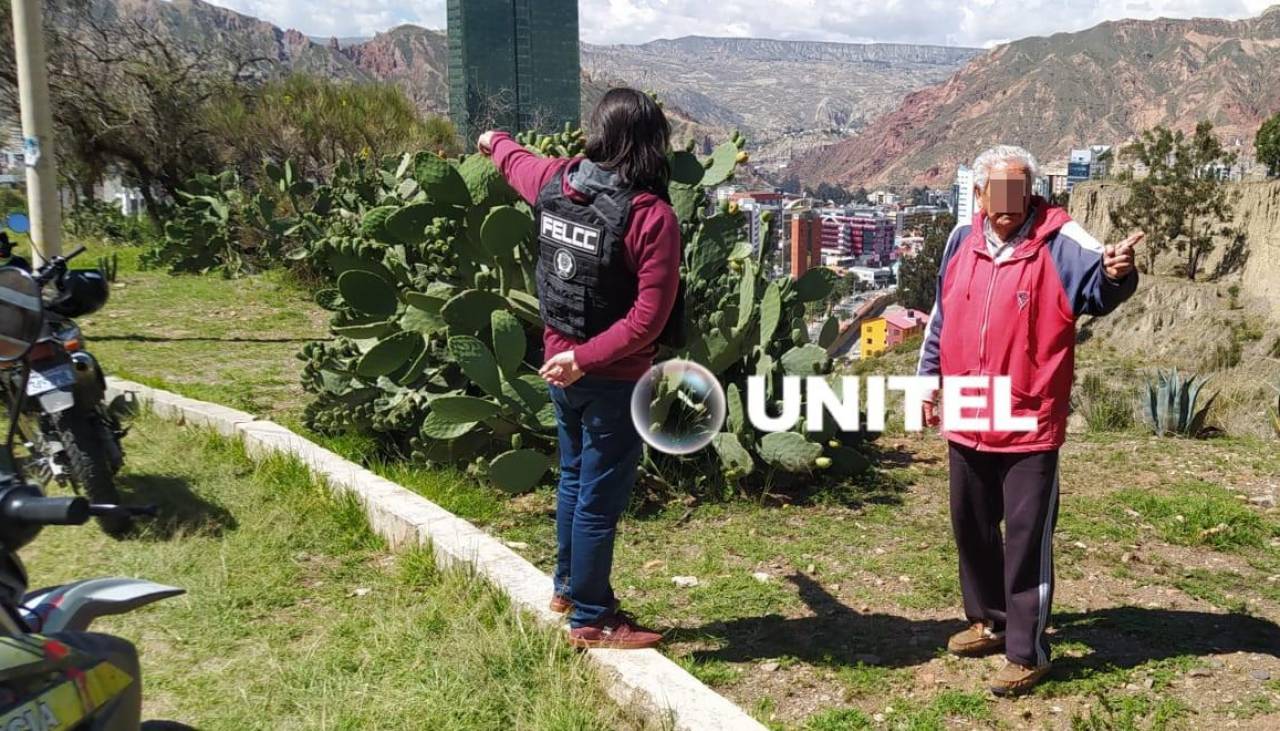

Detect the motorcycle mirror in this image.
[0,266,43,362]
[5,212,30,235]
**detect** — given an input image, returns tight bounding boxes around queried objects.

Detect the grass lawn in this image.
[71,243,1280,729]
[21,413,644,730]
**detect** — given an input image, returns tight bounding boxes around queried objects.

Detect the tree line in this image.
[0,0,456,219]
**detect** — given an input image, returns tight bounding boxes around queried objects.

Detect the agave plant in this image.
[1142,368,1216,437]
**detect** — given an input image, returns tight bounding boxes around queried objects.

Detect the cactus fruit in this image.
[815,456,832,469]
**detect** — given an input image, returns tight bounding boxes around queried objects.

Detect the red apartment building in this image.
[790,213,822,279]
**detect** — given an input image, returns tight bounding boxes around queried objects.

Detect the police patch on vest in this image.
[553,248,576,279]
[540,212,602,255]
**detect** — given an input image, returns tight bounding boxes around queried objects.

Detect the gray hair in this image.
[972,145,1039,190]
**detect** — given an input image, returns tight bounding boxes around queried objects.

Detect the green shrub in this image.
[1073,372,1136,433]
[64,200,157,246]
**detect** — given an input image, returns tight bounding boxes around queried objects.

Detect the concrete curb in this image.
[107,378,766,731]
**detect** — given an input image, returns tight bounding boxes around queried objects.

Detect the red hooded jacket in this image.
[917,200,1137,452]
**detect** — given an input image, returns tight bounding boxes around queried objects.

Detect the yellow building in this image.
[860,317,888,357]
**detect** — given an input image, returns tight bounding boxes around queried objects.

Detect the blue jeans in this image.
[549,376,643,627]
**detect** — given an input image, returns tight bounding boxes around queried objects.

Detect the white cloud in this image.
[205,0,1278,46]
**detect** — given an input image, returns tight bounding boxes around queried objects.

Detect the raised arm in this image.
[482,131,569,205]
[1049,222,1139,318]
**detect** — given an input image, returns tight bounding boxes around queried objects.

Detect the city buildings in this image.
[447,0,581,145]
[953,165,975,224]
[818,209,896,265]
[789,211,823,279]
[860,306,929,357]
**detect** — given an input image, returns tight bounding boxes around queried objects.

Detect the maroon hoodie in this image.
[489,132,682,381]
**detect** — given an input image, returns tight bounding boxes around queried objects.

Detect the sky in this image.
[206,0,1279,47]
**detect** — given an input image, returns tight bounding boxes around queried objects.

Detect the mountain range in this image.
[83,1,1280,188]
[91,0,975,151]
[788,5,1280,186]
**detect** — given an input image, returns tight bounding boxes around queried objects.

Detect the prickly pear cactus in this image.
[294,122,872,497]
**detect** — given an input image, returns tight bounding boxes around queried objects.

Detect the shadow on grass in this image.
[671,574,1280,674]
[669,573,963,668]
[1049,606,1280,680]
[95,334,318,344]
[116,473,238,540]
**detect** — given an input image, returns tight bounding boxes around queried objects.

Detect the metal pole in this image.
[11,0,62,264]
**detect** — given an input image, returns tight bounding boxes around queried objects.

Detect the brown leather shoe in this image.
[568,612,662,649]
[989,660,1052,696]
[947,622,1006,657]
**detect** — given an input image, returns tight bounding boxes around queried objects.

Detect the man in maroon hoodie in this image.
[478,88,682,649]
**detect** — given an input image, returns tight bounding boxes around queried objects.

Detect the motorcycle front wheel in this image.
[51,407,132,537]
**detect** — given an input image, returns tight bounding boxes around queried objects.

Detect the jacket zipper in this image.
[977,257,999,372]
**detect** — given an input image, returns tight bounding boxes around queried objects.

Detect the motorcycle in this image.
[0,262,182,729]
[0,225,129,536]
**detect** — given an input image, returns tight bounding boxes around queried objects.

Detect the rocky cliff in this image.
[789,5,1280,187]
[1069,180,1280,322]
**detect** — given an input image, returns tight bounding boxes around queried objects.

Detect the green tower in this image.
[447,0,581,146]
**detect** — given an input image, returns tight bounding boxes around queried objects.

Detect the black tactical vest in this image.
[534,171,687,347]
[534,172,640,340]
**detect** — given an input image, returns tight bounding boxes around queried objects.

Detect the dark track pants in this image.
[947,442,1060,667]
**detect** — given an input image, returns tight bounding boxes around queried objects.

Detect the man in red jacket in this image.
[918,145,1142,695]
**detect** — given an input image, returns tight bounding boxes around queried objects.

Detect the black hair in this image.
[584,88,671,194]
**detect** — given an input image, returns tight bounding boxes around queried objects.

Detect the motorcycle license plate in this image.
[26,364,75,396]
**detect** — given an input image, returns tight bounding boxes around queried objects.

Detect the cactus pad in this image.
[441,289,509,334]
[356,331,424,379]
[670,151,705,186]
[431,395,503,423]
[413,151,470,208]
[447,335,504,398]
[480,206,535,257]
[781,345,828,375]
[339,269,397,318]
[758,432,823,472]
[488,449,552,494]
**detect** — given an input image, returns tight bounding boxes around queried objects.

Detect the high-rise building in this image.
[447,0,581,145]
[953,165,975,224]
[790,213,823,279]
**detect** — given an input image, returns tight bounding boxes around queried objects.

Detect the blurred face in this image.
[976,161,1031,234]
